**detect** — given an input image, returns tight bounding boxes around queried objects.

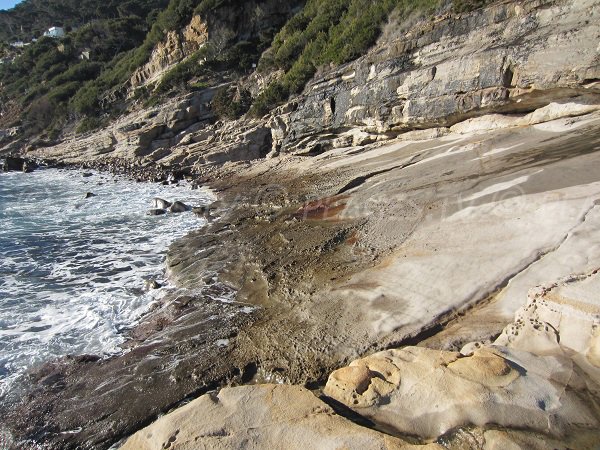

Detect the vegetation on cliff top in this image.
[0,0,499,138]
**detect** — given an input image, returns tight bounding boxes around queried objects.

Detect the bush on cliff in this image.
[211,86,251,119]
[250,0,443,117]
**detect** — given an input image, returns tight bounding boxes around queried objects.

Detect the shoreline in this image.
[1,0,600,445]
[0,167,216,410]
[4,110,600,448]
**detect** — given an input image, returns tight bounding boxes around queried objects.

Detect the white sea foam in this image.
[0,168,214,399]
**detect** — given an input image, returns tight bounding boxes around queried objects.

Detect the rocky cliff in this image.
[2,0,600,449]
[131,0,302,88]
[272,0,600,154]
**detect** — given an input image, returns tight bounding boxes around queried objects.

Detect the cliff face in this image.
[130,0,303,88]
[273,0,600,154]
[130,16,210,88]
[27,0,600,173]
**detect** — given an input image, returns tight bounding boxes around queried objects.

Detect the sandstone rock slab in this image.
[120,384,440,450]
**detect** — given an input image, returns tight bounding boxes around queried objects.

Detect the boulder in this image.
[144,279,162,290]
[152,198,172,209]
[84,192,96,199]
[324,346,599,441]
[2,156,26,172]
[22,160,37,173]
[147,209,166,216]
[170,201,191,213]
[120,384,440,450]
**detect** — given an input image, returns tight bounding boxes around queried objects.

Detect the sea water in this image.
[0,168,212,400]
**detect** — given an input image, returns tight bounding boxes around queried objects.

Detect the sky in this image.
[0,0,22,11]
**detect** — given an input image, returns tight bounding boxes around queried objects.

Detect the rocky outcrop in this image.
[0,126,20,146]
[1,156,37,172]
[130,0,303,89]
[495,271,600,381]
[325,346,599,440]
[120,384,439,450]
[324,271,600,443]
[7,1,600,449]
[28,90,217,166]
[130,16,209,88]
[273,0,600,154]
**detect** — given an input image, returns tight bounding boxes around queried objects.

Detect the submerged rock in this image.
[84,192,96,199]
[147,208,166,216]
[144,279,162,290]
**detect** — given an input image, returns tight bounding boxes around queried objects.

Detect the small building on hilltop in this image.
[43,27,65,38]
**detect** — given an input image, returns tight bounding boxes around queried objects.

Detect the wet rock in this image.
[147,209,167,216]
[170,201,191,213]
[144,279,162,290]
[22,160,37,173]
[3,294,255,450]
[192,205,211,218]
[153,197,172,209]
[2,156,26,172]
[84,192,96,199]
[82,172,93,178]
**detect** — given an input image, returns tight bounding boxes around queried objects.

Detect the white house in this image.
[43,27,65,38]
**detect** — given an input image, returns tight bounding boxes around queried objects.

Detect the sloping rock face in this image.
[324,271,600,444]
[495,271,600,382]
[119,384,438,450]
[274,0,600,154]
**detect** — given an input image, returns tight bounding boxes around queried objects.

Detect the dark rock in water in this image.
[84,192,96,199]
[170,201,191,213]
[2,156,25,172]
[82,172,93,178]
[153,198,172,209]
[167,170,187,183]
[22,160,36,173]
[147,209,167,216]
[144,279,162,290]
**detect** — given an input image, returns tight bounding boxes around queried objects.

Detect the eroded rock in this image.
[324,271,600,441]
[120,384,440,450]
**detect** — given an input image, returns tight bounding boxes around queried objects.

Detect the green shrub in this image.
[211,86,251,119]
[251,0,444,116]
[47,81,82,103]
[453,0,494,13]
[76,116,105,134]
[70,83,100,116]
